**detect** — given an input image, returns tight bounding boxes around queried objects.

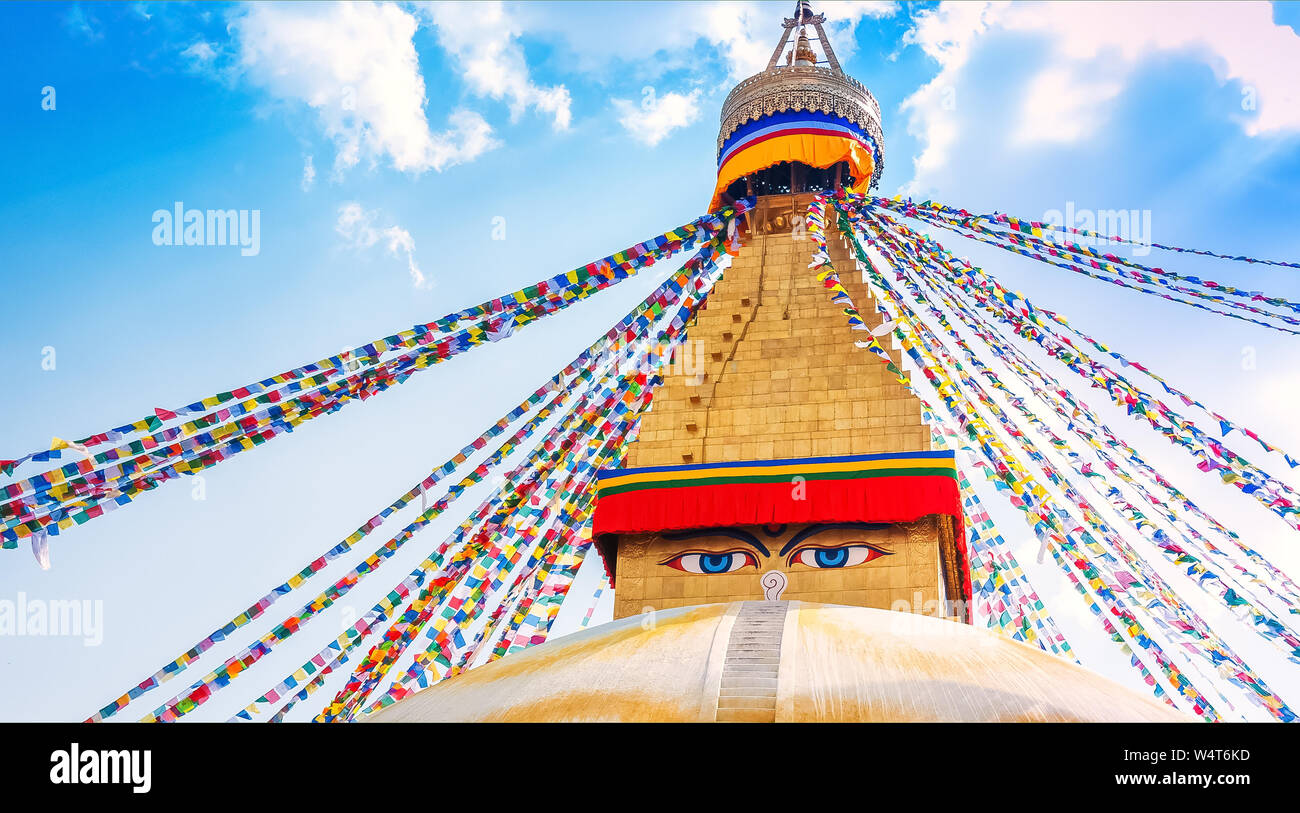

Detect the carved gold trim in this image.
[717,67,885,187]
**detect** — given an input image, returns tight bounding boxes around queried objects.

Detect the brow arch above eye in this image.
[778,523,893,556]
[661,528,770,557]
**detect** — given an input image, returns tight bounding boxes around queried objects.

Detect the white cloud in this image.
[613,89,702,147]
[379,225,426,290]
[301,155,316,192]
[685,1,896,81]
[230,1,497,177]
[180,40,217,65]
[697,2,782,81]
[1012,66,1123,145]
[900,1,1300,193]
[429,108,500,172]
[811,2,899,62]
[63,4,102,41]
[502,1,893,143]
[511,1,894,86]
[336,202,429,289]
[898,1,1009,192]
[420,1,572,130]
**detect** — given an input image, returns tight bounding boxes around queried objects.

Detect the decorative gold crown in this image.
[715,3,885,188]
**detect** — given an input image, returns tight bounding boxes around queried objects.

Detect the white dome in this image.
[365,601,1189,723]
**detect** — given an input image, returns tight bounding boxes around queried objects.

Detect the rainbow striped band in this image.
[597,451,956,497]
[591,450,967,601]
[717,109,877,172]
[708,108,880,212]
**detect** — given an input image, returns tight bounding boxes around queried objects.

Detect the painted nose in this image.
[761,569,788,601]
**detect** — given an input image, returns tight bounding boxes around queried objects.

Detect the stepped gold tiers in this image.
[365,601,1188,723]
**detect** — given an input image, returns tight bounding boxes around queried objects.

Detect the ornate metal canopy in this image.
[716,2,885,188]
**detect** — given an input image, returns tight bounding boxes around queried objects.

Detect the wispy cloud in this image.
[613,89,702,146]
[708,0,895,79]
[301,155,316,192]
[335,202,429,289]
[897,0,1007,193]
[516,1,895,84]
[229,1,497,177]
[63,3,103,42]
[180,40,217,65]
[420,0,572,130]
[900,1,1300,194]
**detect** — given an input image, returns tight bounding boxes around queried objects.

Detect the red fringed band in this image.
[592,451,970,602]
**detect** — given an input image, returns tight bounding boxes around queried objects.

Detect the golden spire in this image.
[793,27,817,66]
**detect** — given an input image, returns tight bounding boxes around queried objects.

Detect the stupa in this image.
[368,1,1187,723]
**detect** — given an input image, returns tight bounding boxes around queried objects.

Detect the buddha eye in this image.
[662,551,758,574]
[788,544,888,569]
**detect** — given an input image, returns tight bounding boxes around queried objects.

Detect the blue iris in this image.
[699,553,734,574]
[813,548,850,568]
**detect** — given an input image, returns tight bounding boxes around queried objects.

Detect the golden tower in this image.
[593,0,966,622]
[596,200,968,619]
[369,2,1187,723]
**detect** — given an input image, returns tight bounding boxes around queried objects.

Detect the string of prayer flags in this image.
[332,242,733,719]
[868,196,1300,269]
[871,208,1300,667]
[90,213,744,722]
[329,264,721,720]
[901,206,1300,334]
[830,195,1296,721]
[846,195,1300,529]
[811,192,1297,720]
[8,202,753,555]
[808,193,1195,713]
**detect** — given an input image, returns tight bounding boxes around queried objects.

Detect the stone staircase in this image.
[715,601,786,722]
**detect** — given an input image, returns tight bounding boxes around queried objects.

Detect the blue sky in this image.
[2,1,1300,721]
